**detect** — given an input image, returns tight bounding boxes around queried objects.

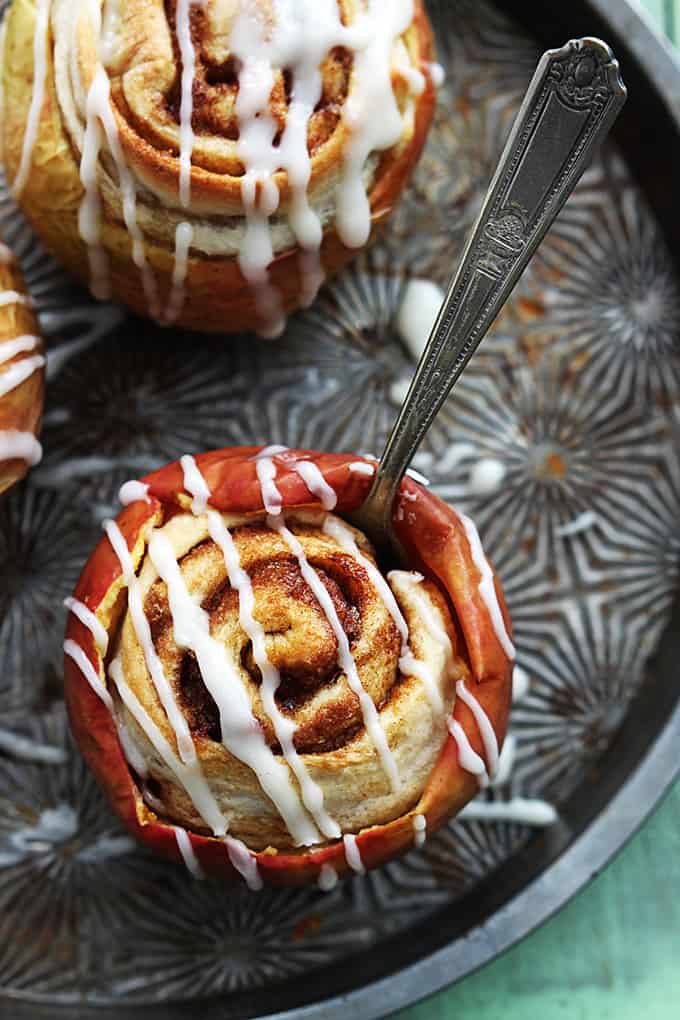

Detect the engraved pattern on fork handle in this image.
[356,38,627,551]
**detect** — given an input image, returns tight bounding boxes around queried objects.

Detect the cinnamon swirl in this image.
[2,0,436,335]
[64,446,513,886]
[0,240,44,494]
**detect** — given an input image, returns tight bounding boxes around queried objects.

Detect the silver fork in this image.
[349,37,627,559]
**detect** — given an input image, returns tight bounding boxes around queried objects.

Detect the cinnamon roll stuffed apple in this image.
[0,240,44,494]
[2,0,437,335]
[64,446,514,887]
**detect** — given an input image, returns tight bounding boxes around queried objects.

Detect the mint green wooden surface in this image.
[398,4,680,1018]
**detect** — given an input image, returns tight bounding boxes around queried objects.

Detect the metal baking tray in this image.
[1,1,679,1017]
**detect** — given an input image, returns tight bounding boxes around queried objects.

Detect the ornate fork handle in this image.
[357,38,627,548]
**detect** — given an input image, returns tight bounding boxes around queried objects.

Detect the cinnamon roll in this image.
[2,0,436,335]
[64,447,513,886]
[0,240,44,494]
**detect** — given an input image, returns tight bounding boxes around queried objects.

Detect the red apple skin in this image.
[64,448,513,885]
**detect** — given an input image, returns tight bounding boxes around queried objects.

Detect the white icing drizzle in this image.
[291,460,337,510]
[11,0,51,199]
[165,221,193,325]
[467,458,506,497]
[179,455,338,840]
[447,718,488,787]
[348,462,375,477]
[0,291,31,308]
[458,798,558,828]
[174,826,205,879]
[255,453,284,515]
[146,527,322,847]
[0,242,12,264]
[109,656,228,835]
[388,571,449,714]
[512,665,530,703]
[119,480,151,506]
[459,513,516,661]
[406,467,430,486]
[0,727,66,764]
[492,734,516,788]
[426,61,446,87]
[176,0,196,209]
[0,354,45,399]
[397,278,444,361]
[0,335,40,365]
[272,514,400,793]
[114,712,149,777]
[456,680,499,779]
[224,835,263,891]
[336,1,415,249]
[180,453,210,513]
[0,431,43,467]
[103,519,196,764]
[79,58,159,317]
[64,638,114,711]
[318,863,339,891]
[343,834,365,874]
[63,596,109,654]
[412,813,427,848]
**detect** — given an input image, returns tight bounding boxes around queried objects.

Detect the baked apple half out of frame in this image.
[64,446,513,887]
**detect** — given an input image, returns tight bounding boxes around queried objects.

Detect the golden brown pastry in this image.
[2,0,436,335]
[64,446,514,886]
[0,239,44,494]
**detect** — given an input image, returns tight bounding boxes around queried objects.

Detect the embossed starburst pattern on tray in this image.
[1,0,679,1010]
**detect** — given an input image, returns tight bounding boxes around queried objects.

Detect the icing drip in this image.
[0,291,31,308]
[318,863,338,891]
[0,335,40,364]
[492,733,516,788]
[459,798,558,828]
[224,835,263,891]
[11,0,51,199]
[79,57,159,317]
[271,514,400,793]
[109,656,228,835]
[323,517,440,717]
[343,834,365,874]
[181,455,338,840]
[0,431,42,467]
[176,0,196,209]
[63,596,109,654]
[412,813,427,848]
[255,453,284,515]
[0,727,66,764]
[426,61,445,87]
[397,278,444,361]
[119,480,151,506]
[459,513,515,661]
[336,0,415,248]
[147,527,322,847]
[165,222,194,325]
[512,665,530,703]
[290,460,338,510]
[0,354,45,398]
[456,680,499,779]
[388,572,449,714]
[447,717,488,787]
[180,452,210,513]
[174,826,205,879]
[348,462,375,477]
[64,638,114,711]
[104,520,197,764]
